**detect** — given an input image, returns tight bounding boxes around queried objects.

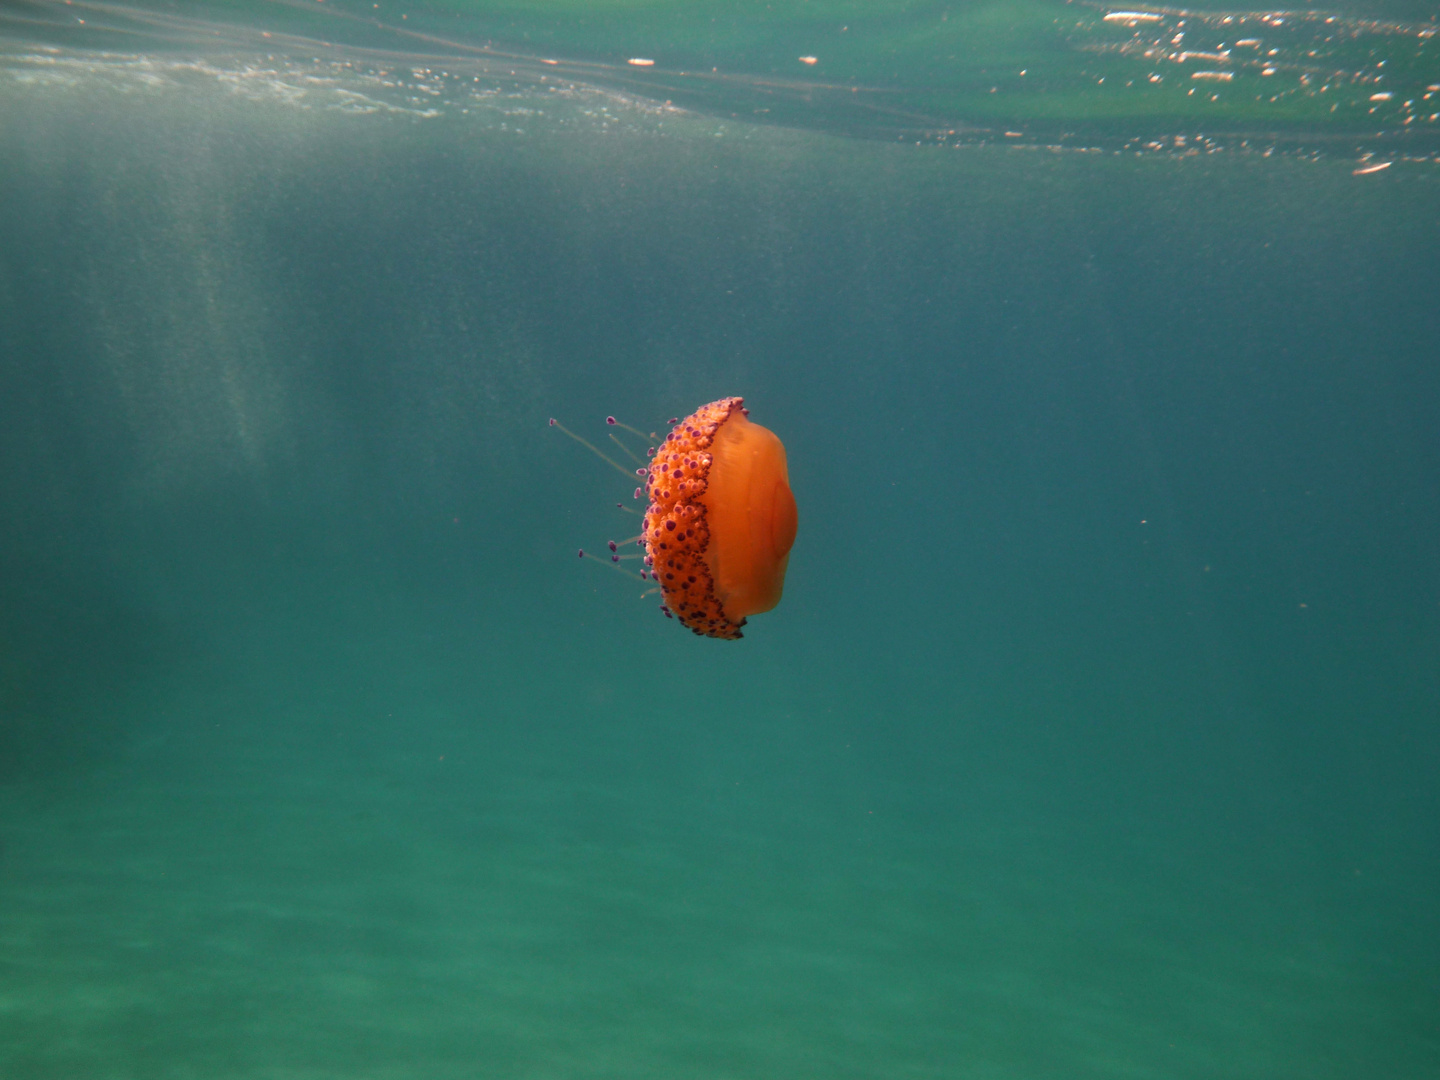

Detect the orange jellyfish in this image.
[641,398,797,638]
[552,397,797,639]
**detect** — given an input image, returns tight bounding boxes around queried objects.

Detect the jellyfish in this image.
[642,398,797,638]
[552,398,797,639]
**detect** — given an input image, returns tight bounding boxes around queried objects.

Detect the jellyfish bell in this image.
[644,398,797,638]
[550,397,797,639]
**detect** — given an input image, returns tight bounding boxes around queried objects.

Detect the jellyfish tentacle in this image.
[606,417,658,443]
[578,549,645,581]
[549,418,634,480]
[607,432,646,466]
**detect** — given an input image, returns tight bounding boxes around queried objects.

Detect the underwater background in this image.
[2,1,1438,1077]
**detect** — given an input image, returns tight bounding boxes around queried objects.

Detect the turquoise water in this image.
[10,0,1440,149]
[2,4,1438,1077]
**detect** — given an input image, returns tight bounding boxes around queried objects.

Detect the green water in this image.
[1,2,1438,1077]
[10,0,1440,149]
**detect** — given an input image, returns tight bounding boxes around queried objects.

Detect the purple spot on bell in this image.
[668,417,678,424]
[647,447,655,456]
[606,416,617,425]
[636,467,648,476]
[633,487,642,499]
